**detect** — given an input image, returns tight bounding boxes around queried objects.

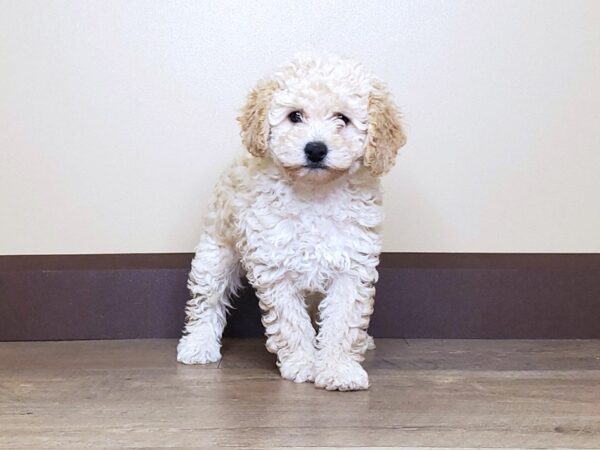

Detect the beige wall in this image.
[1,0,599,255]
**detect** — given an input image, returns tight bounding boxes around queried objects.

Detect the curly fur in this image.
[177,54,406,391]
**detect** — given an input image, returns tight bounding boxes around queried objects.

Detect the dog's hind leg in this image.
[366,334,376,350]
[308,293,376,350]
[177,233,240,365]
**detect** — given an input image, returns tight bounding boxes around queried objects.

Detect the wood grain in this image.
[1,339,600,449]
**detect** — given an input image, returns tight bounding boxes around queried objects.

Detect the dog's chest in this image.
[237,184,383,289]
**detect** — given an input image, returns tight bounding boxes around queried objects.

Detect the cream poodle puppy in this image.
[177,54,406,391]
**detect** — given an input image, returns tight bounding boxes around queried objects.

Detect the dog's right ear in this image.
[237,79,279,157]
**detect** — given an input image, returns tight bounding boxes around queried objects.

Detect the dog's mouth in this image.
[283,163,347,185]
[303,162,329,170]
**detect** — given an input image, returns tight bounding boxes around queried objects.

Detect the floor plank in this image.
[1,339,599,449]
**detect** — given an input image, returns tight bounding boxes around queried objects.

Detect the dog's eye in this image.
[335,113,350,125]
[288,111,303,123]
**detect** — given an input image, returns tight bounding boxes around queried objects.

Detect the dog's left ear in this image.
[363,80,407,176]
[237,79,279,157]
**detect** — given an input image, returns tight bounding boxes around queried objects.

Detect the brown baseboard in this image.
[1,253,599,341]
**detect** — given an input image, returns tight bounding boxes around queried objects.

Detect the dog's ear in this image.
[237,79,279,157]
[363,80,407,176]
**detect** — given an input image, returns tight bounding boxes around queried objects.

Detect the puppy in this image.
[177,54,406,391]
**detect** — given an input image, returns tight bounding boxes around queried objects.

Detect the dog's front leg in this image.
[314,274,375,391]
[177,233,239,365]
[255,281,316,383]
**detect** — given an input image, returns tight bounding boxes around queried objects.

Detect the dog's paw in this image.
[366,335,376,350]
[176,335,221,365]
[278,355,315,383]
[315,360,369,391]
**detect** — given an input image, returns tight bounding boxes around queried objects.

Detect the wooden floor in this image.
[1,339,600,449]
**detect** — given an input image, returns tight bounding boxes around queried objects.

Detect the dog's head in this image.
[238,54,406,184]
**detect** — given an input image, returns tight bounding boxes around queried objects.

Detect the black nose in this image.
[304,141,328,163]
